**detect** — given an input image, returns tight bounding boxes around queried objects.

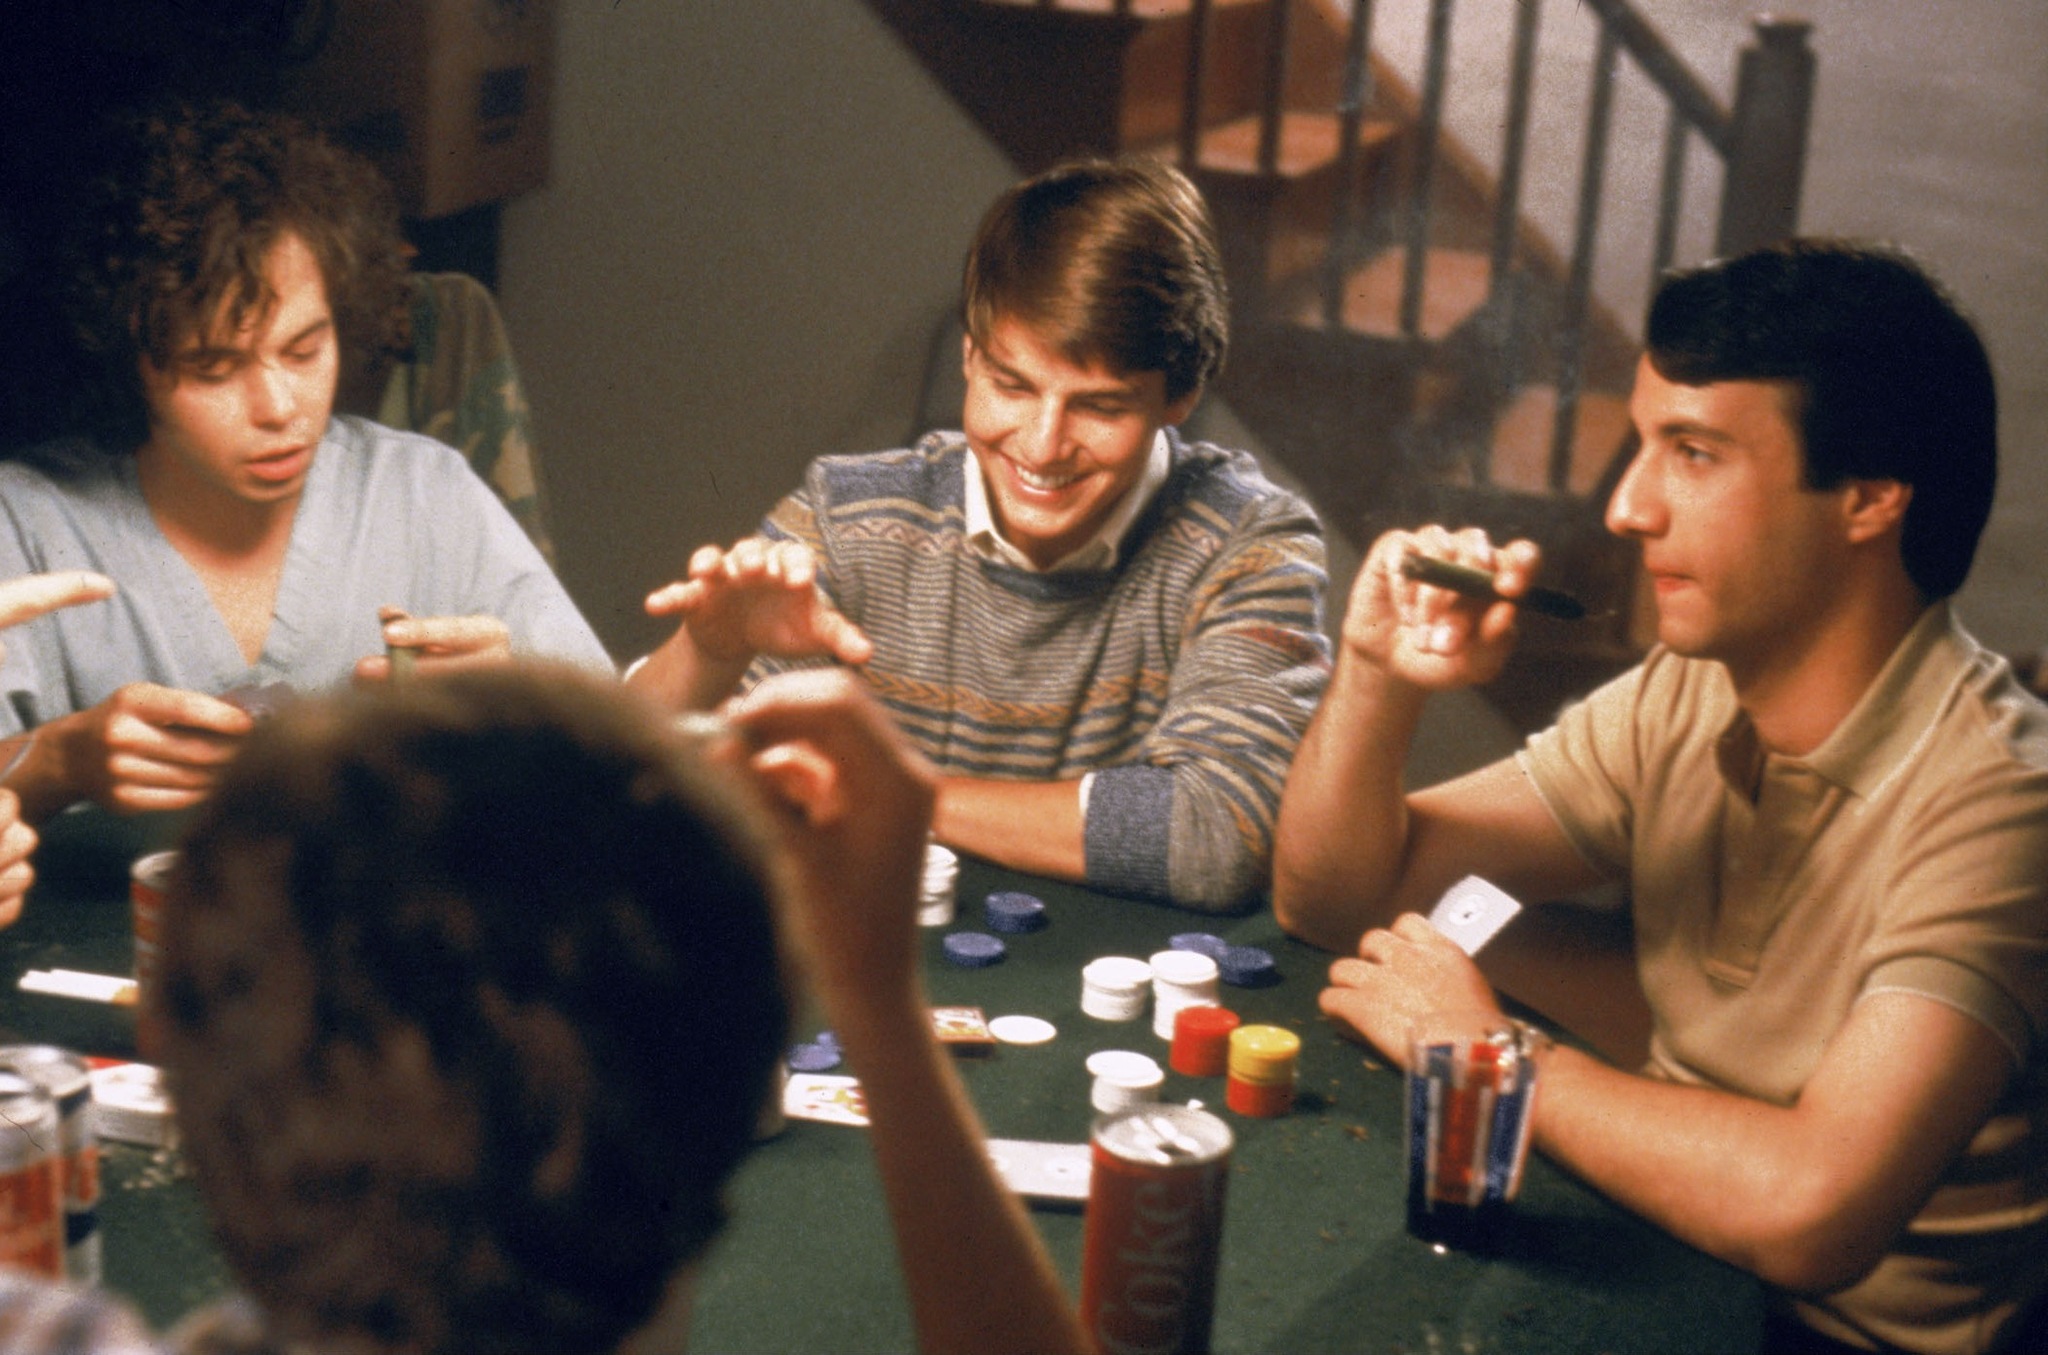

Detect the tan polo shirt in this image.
[1520,604,2048,1355]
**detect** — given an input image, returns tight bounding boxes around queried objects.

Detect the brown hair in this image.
[962,158,1228,403]
[54,99,411,452]
[156,666,789,1355]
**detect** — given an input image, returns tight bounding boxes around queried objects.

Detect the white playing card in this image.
[1427,875,1524,955]
[985,1138,1092,1204]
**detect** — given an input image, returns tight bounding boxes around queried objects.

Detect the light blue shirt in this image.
[0,416,610,733]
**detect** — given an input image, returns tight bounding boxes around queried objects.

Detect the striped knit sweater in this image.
[751,430,1330,912]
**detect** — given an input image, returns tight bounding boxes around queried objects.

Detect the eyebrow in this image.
[176,316,333,367]
[1643,416,1738,444]
[981,348,1145,402]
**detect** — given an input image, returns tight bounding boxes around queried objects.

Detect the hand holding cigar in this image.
[1399,551,1588,621]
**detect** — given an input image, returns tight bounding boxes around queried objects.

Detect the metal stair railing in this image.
[1141,0,1813,496]
[1543,2,1815,494]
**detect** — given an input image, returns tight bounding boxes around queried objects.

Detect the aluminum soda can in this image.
[1080,1103,1233,1355]
[0,1046,100,1283]
[0,1071,63,1278]
[130,850,178,1058]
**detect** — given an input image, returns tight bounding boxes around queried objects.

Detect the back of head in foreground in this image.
[1645,237,1998,603]
[154,666,789,1355]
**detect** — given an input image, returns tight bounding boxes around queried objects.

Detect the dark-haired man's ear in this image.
[1840,478,1911,544]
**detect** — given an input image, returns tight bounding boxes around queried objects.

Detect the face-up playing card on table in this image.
[784,1074,869,1127]
[1427,875,1524,955]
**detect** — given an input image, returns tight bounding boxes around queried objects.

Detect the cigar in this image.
[1399,551,1588,621]
[381,606,417,682]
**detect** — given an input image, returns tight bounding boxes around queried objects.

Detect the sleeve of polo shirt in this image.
[1084,490,1330,913]
[1858,751,2048,1066]
[1516,655,1661,881]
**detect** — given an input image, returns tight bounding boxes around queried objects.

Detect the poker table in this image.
[1,827,1763,1353]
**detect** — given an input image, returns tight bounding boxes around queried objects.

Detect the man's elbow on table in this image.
[1663,1138,1903,1296]
[1269,871,1370,953]
[1734,1195,1896,1297]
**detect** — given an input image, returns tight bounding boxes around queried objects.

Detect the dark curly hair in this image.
[962,158,1229,403]
[155,667,790,1355]
[53,99,411,452]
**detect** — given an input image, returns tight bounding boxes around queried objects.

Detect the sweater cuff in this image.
[1083,764,1174,899]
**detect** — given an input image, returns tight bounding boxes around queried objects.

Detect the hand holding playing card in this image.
[1427,876,1524,955]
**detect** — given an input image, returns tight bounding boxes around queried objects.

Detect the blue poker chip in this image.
[943,931,1008,968]
[985,891,1049,934]
[1219,945,1278,987]
[787,1041,842,1073]
[1169,932,1229,961]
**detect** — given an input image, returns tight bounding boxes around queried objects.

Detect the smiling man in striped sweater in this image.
[630,160,1329,913]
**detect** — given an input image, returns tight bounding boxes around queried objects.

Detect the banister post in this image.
[1715,15,1815,257]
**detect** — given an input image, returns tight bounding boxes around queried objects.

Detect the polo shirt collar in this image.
[961,429,1172,573]
[1714,602,1964,801]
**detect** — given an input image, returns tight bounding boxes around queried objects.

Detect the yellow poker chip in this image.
[988,1014,1057,1045]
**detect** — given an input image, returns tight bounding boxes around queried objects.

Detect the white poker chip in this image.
[1086,1049,1161,1082]
[989,1014,1057,1045]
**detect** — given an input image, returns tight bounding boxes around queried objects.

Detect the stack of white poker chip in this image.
[1080,956,1153,1021]
[89,1063,176,1150]
[918,843,960,927]
[1149,949,1222,1040]
[1087,1050,1164,1114]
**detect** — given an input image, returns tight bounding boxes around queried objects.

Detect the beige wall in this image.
[498,4,1013,657]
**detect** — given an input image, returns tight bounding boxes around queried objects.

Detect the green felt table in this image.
[0,831,1761,1353]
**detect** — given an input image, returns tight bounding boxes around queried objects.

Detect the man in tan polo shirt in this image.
[1274,240,2047,1355]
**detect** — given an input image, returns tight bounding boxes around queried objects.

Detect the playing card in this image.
[220,682,295,720]
[929,1005,996,1046]
[985,1138,1091,1204]
[1427,875,1524,955]
[783,1073,869,1127]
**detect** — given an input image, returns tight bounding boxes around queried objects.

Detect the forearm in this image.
[1532,1033,1972,1294]
[827,986,1088,1355]
[1271,650,1430,950]
[932,777,1085,882]
[6,716,90,823]
[624,627,753,713]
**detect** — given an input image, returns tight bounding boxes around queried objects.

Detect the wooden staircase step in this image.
[1288,246,1492,342]
[1190,111,1399,180]
[1487,385,1632,498]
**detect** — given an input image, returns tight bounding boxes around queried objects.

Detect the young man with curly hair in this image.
[630,159,1330,914]
[0,101,607,824]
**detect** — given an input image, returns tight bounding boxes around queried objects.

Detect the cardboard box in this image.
[285,0,555,220]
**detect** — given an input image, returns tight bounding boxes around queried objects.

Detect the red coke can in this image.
[1080,1103,1233,1355]
[0,1072,62,1278]
[0,1046,100,1283]
[130,850,177,1059]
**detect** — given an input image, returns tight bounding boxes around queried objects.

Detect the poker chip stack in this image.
[1087,1050,1165,1114]
[984,891,1048,933]
[918,843,959,926]
[1149,949,1222,1040]
[1219,945,1278,988]
[1080,956,1153,1022]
